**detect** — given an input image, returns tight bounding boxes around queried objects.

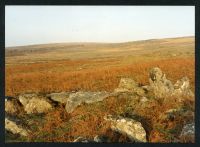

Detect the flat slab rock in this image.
[5,118,29,137]
[104,115,147,142]
[46,92,70,104]
[65,91,110,113]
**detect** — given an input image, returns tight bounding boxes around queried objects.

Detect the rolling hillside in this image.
[6,36,194,64]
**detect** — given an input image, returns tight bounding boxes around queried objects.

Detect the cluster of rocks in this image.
[148,67,194,99]
[5,67,195,142]
[71,115,147,143]
[5,67,194,115]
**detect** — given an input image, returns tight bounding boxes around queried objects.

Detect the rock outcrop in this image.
[149,67,174,98]
[173,77,194,98]
[46,92,70,104]
[104,115,147,142]
[18,93,38,106]
[114,78,145,96]
[18,94,53,114]
[148,67,194,99]
[4,67,194,143]
[65,91,110,113]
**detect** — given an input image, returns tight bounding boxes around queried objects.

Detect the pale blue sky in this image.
[5,6,194,47]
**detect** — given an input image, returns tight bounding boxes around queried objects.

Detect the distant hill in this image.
[5,36,194,62]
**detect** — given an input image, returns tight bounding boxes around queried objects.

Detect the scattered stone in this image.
[173,77,194,98]
[18,93,53,114]
[148,68,194,100]
[5,98,23,115]
[24,98,53,114]
[114,78,145,96]
[46,92,70,104]
[4,67,194,143]
[179,123,195,142]
[149,67,174,98]
[65,91,110,113]
[5,118,29,137]
[104,115,147,142]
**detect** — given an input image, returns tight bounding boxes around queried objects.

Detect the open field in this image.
[5,36,195,143]
[6,36,194,96]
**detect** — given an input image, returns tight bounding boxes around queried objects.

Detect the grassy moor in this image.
[5,36,195,143]
[6,37,194,96]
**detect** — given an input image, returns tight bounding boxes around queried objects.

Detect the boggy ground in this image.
[5,36,195,142]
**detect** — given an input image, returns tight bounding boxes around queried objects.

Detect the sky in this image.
[5,6,194,47]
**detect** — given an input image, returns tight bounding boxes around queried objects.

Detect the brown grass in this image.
[27,96,133,142]
[5,54,195,143]
[6,57,194,97]
[26,92,194,142]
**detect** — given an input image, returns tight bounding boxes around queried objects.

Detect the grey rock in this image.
[24,98,53,114]
[149,67,163,81]
[180,123,195,142]
[18,93,53,114]
[148,68,194,100]
[114,78,145,96]
[5,118,29,137]
[18,93,38,106]
[104,115,147,142]
[65,91,110,113]
[149,67,174,98]
[46,92,70,104]
[173,77,194,98]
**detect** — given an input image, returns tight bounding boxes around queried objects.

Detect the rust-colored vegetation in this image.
[6,57,194,97]
[5,37,195,143]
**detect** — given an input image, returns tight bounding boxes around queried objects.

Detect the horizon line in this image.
[6,35,194,48]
